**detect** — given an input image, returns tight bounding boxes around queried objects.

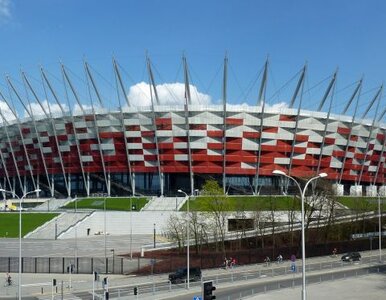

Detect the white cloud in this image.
[265,102,289,110]
[0,0,11,21]
[126,82,212,107]
[27,100,68,117]
[0,100,15,121]
[73,103,93,114]
[226,101,289,110]
[226,103,251,109]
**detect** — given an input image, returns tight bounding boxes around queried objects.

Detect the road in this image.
[1,250,383,299]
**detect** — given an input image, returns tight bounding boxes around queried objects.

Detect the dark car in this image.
[341,252,361,262]
[168,267,202,284]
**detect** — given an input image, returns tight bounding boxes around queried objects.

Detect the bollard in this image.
[41,287,44,294]
[264,285,267,293]
[169,280,171,292]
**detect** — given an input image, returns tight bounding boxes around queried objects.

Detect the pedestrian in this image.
[223,257,228,269]
[231,257,236,268]
[277,254,283,263]
[264,256,270,266]
[6,273,11,286]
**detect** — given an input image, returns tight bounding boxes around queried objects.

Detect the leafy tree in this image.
[202,179,229,255]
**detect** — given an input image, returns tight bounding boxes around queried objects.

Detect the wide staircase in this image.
[59,211,176,238]
[26,211,93,239]
[142,196,186,211]
[31,198,72,211]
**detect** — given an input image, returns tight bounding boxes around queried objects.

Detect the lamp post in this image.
[110,249,115,273]
[378,193,383,263]
[104,194,107,269]
[0,188,41,300]
[272,170,327,300]
[177,189,190,289]
[153,223,156,248]
[130,197,133,260]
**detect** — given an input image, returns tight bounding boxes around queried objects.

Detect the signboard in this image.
[351,231,386,239]
[193,297,202,300]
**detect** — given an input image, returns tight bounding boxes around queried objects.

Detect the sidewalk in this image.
[1,249,385,299]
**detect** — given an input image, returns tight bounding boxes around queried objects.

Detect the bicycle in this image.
[4,278,12,287]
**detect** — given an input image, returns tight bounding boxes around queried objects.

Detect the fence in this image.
[0,256,143,275]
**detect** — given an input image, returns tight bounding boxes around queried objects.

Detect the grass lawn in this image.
[337,196,385,211]
[0,213,58,238]
[63,197,148,211]
[180,195,301,211]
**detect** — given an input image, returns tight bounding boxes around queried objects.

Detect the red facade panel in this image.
[207,130,223,137]
[243,131,260,139]
[225,118,243,126]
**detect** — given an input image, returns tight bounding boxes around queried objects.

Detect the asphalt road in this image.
[0,247,385,299]
[165,264,386,300]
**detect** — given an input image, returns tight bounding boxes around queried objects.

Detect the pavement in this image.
[245,273,386,300]
[0,249,385,299]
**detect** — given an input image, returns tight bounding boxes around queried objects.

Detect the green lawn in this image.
[63,197,148,211]
[337,196,385,211]
[180,195,301,211]
[0,213,58,238]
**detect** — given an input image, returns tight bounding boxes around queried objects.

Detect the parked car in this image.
[168,267,202,284]
[341,252,361,262]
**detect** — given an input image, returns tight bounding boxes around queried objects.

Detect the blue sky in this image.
[0,0,385,118]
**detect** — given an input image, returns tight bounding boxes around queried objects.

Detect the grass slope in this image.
[180,195,301,211]
[337,196,384,211]
[63,197,148,211]
[0,213,58,237]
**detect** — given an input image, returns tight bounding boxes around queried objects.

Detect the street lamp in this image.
[0,188,41,300]
[110,249,115,273]
[377,192,383,263]
[272,170,327,300]
[177,189,190,289]
[153,223,156,248]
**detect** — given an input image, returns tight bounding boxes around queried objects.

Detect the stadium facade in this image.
[0,59,385,198]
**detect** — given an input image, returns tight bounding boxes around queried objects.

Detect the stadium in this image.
[0,58,385,199]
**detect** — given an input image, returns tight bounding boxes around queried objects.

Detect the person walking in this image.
[5,273,12,286]
[277,254,283,263]
[264,256,271,267]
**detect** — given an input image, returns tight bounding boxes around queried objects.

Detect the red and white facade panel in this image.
[0,105,385,187]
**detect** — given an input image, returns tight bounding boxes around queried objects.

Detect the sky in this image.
[0,0,386,119]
